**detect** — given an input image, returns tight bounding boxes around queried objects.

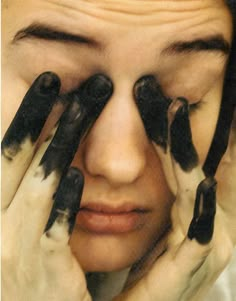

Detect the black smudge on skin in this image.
[188,177,217,244]
[134,75,171,150]
[1,72,60,160]
[170,97,199,171]
[44,167,84,234]
[39,73,113,178]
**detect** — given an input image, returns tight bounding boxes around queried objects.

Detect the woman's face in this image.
[2,0,232,272]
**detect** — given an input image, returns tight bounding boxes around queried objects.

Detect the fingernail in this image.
[37,72,61,95]
[134,75,157,100]
[188,177,217,244]
[80,73,113,102]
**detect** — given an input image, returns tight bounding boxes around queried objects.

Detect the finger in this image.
[8,74,113,240]
[2,72,60,209]
[117,238,212,301]
[168,98,216,244]
[169,97,199,172]
[168,98,201,191]
[134,76,177,193]
[188,177,217,244]
[40,168,88,299]
[42,167,84,246]
[134,75,171,150]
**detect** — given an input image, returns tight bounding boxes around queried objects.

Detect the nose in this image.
[83,82,148,186]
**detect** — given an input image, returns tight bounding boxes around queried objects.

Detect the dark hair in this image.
[203,0,236,176]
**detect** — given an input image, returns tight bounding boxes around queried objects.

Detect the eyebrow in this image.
[12,23,101,49]
[162,35,231,56]
[13,23,230,57]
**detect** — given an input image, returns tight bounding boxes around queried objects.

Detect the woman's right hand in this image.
[1,72,113,301]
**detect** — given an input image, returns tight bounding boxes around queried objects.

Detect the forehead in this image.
[4,0,232,34]
[2,0,233,92]
[4,0,232,56]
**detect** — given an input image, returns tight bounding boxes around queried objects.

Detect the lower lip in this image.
[76,209,148,234]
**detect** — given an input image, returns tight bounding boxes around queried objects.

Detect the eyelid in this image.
[189,100,202,112]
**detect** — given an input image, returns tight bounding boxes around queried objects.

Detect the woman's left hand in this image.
[114,97,236,301]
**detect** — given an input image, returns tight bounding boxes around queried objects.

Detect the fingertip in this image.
[36,71,61,95]
[187,177,217,245]
[133,75,157,100]
[80,73,113,102]
[65,167,84,191]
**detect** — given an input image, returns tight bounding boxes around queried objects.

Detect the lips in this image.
[76,203,150,234]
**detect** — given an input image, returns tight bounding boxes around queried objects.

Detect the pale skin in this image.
[2,0,236,300]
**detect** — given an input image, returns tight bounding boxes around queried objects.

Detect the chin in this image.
[69,226,157,273]
[77,248,135,273]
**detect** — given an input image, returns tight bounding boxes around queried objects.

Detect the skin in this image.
[2,0,233,274]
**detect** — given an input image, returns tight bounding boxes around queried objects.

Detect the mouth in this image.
[76,203,151,234]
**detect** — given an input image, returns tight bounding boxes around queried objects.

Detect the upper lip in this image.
[79,202,151,214]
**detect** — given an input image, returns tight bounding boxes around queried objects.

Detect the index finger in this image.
[1,72,60,209]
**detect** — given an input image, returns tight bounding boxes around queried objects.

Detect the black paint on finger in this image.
[39,98,86,177]
[187,177,217,244]
[134,75,171,150]
[170,97,199,171]
[77,73,113,136]
[1,72,60,160]
[45,167,84,234]
[79,73,113,104]
[39,74,113,178]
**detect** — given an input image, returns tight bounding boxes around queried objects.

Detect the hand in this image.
[1,72,113,301]
[114,78,235,301]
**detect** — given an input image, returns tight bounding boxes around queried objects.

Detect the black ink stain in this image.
[1,72,60,159]
[44,167,84,235]
[188,177,217,244]
[170,98,199,171]
[134,75,171,150]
